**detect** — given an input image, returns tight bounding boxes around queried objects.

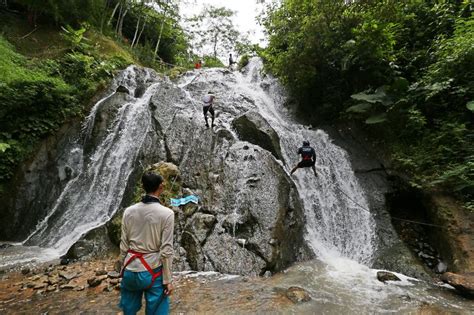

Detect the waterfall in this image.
[22,66,159,255]
[3,60,375,270]
[236,58,377,265]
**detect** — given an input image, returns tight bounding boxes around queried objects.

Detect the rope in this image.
[333,184,446,229]
[389,216,447,229]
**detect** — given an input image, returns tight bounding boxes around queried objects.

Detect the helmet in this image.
[303,140,310,146]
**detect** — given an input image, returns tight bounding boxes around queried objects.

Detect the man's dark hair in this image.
[142,172,163,193]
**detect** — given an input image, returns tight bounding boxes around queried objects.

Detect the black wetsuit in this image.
[297,146,316,168]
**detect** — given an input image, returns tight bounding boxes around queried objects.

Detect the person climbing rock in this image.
[118,172,174,315]
[202,91,216,128]
[228,53,236,70]
[290,140,318,177]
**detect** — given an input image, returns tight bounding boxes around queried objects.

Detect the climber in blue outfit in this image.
[290,140,318,177]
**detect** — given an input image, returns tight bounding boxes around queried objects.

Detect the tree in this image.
[187,6,240,58]
[263,0,474,206]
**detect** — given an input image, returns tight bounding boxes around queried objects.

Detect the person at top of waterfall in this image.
[202,91,216,128]
[118,172,174,315]
[290,140,318,177]
[194,59,202,69]
[228,53,236,70]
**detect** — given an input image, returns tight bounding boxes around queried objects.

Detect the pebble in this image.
[107,271,120,279]
[285,286,311,304]
[87,277,102,288]
[33,283,47,290]
[59,271,78,281]
[60,284,77,290]
[21,268,30,275]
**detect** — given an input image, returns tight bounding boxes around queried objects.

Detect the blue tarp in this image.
[170,195,199,207]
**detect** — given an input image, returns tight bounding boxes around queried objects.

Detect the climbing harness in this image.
[121,249,168,314]
[120,249,163,289]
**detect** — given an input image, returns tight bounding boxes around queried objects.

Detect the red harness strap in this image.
[121,249,163,289]
[302,155,312,161]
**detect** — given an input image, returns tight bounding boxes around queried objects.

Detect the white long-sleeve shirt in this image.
[120,200,174,284]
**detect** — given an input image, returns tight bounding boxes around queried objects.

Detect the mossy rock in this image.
[107,208,125,247]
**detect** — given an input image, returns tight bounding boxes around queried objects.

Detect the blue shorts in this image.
[119,267,169,315]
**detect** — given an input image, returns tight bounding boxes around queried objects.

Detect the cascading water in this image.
[237,59,376,265]
[0,66,161,269]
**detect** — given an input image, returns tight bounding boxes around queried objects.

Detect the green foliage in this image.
[61,24,91,51]
[263,0,474,205]
[187,6,240,58]
[467,101,474,112]
[238,54,250,70]
[0,32,129,185]
[13,0,108,26]
[202,55,224,68]
[8,0,189,68]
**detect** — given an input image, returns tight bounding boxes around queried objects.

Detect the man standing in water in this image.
[290,140,318,177]
[118,172,174,315]
[202,91,216,128]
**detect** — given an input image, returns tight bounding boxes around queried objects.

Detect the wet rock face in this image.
[0,121,82,241]
[67,67,308,276]
[144,70,308,276]
[169,141,306,276]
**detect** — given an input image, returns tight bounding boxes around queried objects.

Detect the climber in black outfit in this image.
[290,140,318,177]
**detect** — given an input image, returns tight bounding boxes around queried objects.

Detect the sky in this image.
[179,0,268,46]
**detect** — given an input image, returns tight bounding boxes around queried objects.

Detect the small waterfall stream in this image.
[0,66,160,268]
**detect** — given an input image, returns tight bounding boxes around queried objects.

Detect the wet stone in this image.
[107,271,120,279]
[21,267,30,275]
[95,270,107,276]
[59,271,78,281]
[46,285,56,292]
[87,277,103,288]
[33,283,47,290]
[109,279,120,285]
[285,286,311,304]
[60,284,77,290]
[377,271,401,283]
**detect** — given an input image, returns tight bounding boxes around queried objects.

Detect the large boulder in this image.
[147,74,309,276]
